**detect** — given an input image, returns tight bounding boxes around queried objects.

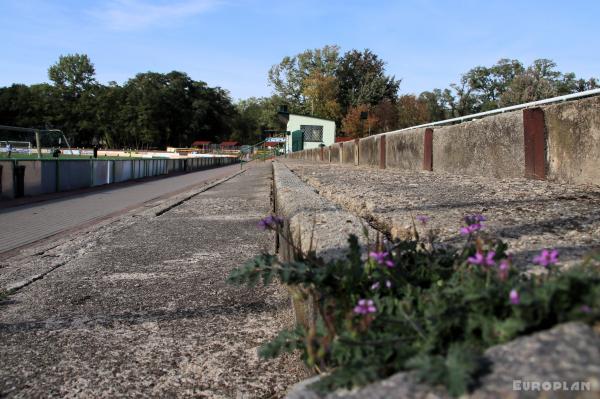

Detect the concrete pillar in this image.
[523,108,546,179]
[423,128,433,171]
[379,135,386,169]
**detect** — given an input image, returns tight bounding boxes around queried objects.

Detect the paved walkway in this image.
[0,162,304,397]
[0,164,241,254]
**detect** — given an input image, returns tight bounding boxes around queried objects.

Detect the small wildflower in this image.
[385,280,392,289]
[467,251,496,267]
[509,289,520,305]
[354,299,377,315]
[497,259,510,280]
[370,282,380,290]
[460,223,483,235]
[416,215,430,225]
[258,215,284,230]
[464,214,486,226]
[532,249,559,267]
[369,251,395,268]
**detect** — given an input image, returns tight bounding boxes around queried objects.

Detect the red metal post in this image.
[523,108,546,179]
[423,128,433,171]
[379,135,386,169]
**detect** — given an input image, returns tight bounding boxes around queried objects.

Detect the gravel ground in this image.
[282,160,600,269]
[0,163,306,398]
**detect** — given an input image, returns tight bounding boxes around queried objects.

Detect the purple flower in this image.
[467,251,496,267]
[416,215,430,225]
[258,215,284,230]
[354,299,377,315]
[464,214,486,225]
[369,251,395,268]
[497,259,510,280]
[509,289,520,305]
[371,280,392,290]
[532,249,559,267]
[460,223,483,235]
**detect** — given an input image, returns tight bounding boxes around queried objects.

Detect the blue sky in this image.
[1,0,599,100]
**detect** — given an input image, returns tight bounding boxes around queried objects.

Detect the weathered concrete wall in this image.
[385,128,424,170]
[358,135,378,167]
[433,110,524,178]
[323,147,330,163]
[341,141,355,164]
[0,161,14,199]
[330,143,341,163]
[544,96,600,185]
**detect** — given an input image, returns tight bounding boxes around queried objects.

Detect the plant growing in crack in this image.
[228,214,600,396]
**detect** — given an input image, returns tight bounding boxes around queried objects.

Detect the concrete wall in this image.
[0,156,236,200]
[359,135,378,167]
[341,141,355,164]
[284,95,600,186]
[330,144,341,163]
[386,128,425,170]
[433,110,524,178]
[545,96,600,185]
[0,161,14,199]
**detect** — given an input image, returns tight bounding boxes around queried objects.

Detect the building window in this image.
[300,125,323,142]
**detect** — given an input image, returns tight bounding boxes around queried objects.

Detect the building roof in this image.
[220,141,239,146]
[288,113,336,122]
[191,140,212,146]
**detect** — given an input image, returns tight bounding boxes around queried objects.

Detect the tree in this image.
[336,49,400,112]
[342,104,379,138]
[500,59,561,106]
[371,99,398,133]
[463,59,525,111]
[267,45,340,114]
[48,54,97,96]
[396,95,429,129]
[302,71,342,121]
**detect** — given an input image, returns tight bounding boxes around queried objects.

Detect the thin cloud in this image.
[92,0,222,31]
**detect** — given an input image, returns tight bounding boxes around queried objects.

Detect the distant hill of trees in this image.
[1,50,597,148]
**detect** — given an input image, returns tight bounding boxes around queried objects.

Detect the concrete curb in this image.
[272,161,376,263]
[272,162,600,399]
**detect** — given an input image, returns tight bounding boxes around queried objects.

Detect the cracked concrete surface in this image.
[282,160,600,269]
[0,162,305,398]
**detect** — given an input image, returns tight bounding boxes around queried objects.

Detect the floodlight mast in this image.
[0,125,72,158]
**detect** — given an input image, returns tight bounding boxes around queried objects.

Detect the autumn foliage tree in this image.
[342,104,379,138]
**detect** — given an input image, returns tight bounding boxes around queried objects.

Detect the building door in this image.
[291,130,304,152]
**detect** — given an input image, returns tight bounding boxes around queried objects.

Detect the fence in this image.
[0,156,238,200]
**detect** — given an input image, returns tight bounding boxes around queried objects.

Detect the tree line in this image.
[252,45,598,138]
[1,50,597,148]
[0,54,240,148]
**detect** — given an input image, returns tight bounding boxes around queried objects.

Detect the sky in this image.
[1,0,599,101]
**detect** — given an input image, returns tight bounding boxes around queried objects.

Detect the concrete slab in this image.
[0,164,242,255]
[281,160,600,269]
[0,163,304,398]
